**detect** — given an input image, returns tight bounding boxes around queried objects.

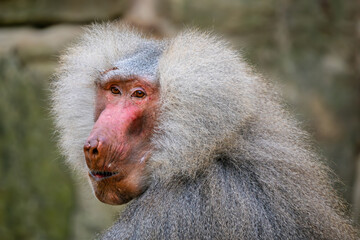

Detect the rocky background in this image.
[1,0,359,239]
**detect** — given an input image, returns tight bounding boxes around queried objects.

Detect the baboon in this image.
[52,22,357,239]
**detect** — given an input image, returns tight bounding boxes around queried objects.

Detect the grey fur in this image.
[103,42,164,82]
[51,22,357,239]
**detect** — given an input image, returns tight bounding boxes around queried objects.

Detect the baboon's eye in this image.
[132,90,146,98]
[110,86,121,95]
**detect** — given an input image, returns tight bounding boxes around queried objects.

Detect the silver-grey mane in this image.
[52,22,357,239]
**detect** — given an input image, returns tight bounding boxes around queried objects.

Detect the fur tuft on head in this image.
[151,30,258,179]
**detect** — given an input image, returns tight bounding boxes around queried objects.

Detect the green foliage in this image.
[0,56,74,240]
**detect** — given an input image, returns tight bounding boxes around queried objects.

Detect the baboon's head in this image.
[52,23,255,205]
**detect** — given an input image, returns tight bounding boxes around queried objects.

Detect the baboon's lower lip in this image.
[89,171,119,181]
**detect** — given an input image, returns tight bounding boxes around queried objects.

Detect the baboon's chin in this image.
[94,188,129,205]
[88,173,144,205]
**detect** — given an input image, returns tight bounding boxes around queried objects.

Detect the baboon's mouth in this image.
[90,171,119,180]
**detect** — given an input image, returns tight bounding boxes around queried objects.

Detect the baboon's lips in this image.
[90,171,119,181]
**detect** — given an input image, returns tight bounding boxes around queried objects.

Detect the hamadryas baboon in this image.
[51,22,358,239]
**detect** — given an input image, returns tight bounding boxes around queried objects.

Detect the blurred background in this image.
[0,0,359,239]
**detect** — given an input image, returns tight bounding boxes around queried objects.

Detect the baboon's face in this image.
[83,73,159,205]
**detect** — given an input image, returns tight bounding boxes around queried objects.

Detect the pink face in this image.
[83,75,159,205]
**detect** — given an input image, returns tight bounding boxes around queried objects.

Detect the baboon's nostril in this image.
[92,148,98,155]
[84,138,100,159]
